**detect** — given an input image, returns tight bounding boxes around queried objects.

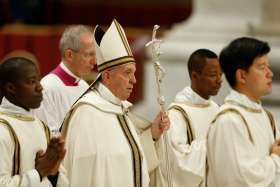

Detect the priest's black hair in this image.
[219,37,270,88]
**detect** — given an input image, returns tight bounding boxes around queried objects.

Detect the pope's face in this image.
[106,63,136,100]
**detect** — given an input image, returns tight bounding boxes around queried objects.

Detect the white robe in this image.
[60,82,161,187]
[166,86,219,187]
[0,98,68,187]
[207,90,280,187]
[33,62,88,131]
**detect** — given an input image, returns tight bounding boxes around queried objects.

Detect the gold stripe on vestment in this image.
[212,108,254,144]
[117,115,142,187]
[264,109,276,140]
[40,120,51,144]
[0,111,34,121]
[168,105,195,145]
[225,100,262,113]
[0,118,21,175]
[174,101,210,108]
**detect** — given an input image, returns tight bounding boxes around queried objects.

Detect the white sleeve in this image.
[207,112,277,187]
[0,126,41,187]
[167,109,206,186]
[138,128,160,172]
[128,112,160,172]
[0,170,41,187]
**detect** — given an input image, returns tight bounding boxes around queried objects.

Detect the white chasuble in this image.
[166,86,219,187]
[61,83,151,187]
[207,90,280,187]
[0,98,52,187]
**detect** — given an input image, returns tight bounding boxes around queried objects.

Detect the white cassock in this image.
[60,82,163,187]
[165,86,219,187]
[33,62,88,131]
[0,97,68,187]
[207,90,280,187]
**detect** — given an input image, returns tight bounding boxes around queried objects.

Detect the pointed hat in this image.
[94,19,135,72]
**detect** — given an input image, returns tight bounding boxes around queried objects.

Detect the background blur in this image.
[0,0,279,124]
[0,0,191,105]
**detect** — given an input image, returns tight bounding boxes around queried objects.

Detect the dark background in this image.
[0,0,192,27]
[0,0,192,102]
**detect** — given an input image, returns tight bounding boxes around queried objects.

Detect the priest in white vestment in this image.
[33,25,96,131]
[60,19,170,187]
[166,49,222,187]
[0,57,68,187]
[207,37,280,187]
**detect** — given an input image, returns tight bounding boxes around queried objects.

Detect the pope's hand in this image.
[151,111,170,141]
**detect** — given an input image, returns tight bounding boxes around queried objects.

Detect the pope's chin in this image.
[126,93,132,100]
[122,92,131,101]
[118,93,131,101]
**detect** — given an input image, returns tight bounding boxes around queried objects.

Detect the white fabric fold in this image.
[166,86,219,187]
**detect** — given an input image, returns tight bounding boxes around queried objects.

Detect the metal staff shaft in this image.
[146,25,173,187]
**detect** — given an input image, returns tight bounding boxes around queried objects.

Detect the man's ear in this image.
[236,69,246,84]
[64,49,74,62]
[5,82,16,95]
[101,71,110,84]
[191,71,199,81]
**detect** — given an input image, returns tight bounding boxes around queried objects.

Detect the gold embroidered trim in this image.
[61,101,120,139]
[212,108,254,144]
[117,115,142,187]
[60,102,88,139]
[61,101,142,186]
[97,56,135,72]
[225,100,262,113]
[114,19,133,56]
[169,105,195,144]
[0,111,34,121]
[0,118,21,175]
[40,120,51,144]
[264,109,276,140]
[174,101,210,108]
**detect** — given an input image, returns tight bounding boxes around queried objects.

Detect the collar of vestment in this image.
[78,82,132,115]
[224,90,262,113]
[51,62,81,86]
[0,97,35,121]
[174,86,211,107]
